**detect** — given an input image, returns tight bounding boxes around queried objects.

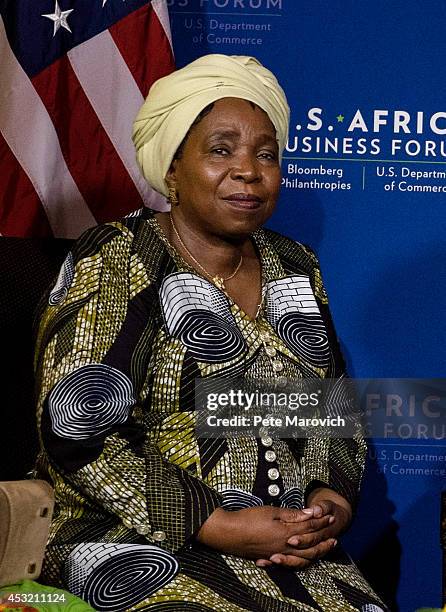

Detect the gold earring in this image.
[168,187,179,206]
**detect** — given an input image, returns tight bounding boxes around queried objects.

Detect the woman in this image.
[34,54,387,611]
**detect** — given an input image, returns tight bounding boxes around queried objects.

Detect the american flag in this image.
[0,0,174,238]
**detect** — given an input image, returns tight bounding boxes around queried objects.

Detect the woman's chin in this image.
[215,202,274,235]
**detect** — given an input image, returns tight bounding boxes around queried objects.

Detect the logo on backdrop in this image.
[283,106,446,194]
[169,0,282,49]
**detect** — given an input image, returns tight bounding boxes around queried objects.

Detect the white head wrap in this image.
[132,54,290,197]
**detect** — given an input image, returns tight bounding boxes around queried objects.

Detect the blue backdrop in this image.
[168,1,446,610]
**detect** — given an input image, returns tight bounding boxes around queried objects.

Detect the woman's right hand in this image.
[196,506,336,568]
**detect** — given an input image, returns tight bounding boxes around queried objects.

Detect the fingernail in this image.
[257,560,268,567]
[270,555,282,563]
[302,508,313,515]
[331,539,337,546]
[328,516,335,524]
[288,537,299,546]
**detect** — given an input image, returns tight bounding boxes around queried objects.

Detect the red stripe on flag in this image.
[109,4,175,97]
[0,132,52,237]
[32,55,143,224]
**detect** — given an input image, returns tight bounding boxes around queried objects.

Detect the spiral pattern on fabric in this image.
[221,489,263,510]
[48,251,74,305]
[280,488,303,509]
[324,375,356,418]
[48,364,134,439]
[177,310,246,363]
[277,312,330,368]
[82,546,179,611]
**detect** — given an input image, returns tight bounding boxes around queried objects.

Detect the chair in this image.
[0,237,72,587]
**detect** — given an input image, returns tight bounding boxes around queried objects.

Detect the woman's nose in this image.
[229,154,261,182]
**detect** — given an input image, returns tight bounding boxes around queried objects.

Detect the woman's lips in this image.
[222,194,262,209]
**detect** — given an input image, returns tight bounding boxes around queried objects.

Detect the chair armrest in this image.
[0,480,54,587]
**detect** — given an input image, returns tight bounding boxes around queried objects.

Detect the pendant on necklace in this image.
[213,275,225,290]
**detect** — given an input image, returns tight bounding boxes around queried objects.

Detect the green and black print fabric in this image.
[34,208,386,612]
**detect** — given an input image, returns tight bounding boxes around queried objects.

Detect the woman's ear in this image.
[165,160,178,188]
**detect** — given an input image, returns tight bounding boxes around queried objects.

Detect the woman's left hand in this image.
[256,488,352,568]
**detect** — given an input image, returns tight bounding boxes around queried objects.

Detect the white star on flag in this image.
[1,0,173,238]
[42,1,74,37]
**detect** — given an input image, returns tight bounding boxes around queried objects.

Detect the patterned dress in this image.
[34,208,387,612]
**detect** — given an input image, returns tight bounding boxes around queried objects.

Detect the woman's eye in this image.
[259,151,277,160]
[211,147,229,155]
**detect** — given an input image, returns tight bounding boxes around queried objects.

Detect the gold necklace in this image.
[169,213,243,290]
